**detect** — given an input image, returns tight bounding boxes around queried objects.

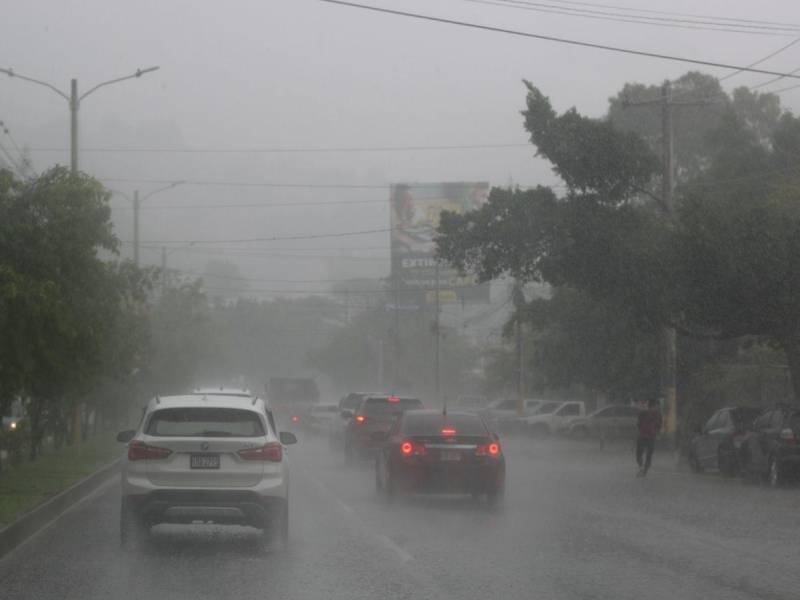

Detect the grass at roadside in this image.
[0,432,124,527]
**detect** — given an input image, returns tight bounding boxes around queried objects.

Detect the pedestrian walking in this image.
[636,398,663,477]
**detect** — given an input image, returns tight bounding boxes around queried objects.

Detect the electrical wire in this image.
[126,227,394,246]
[317,0,800,79]
[457,0,798,36]
[31,142,531,154]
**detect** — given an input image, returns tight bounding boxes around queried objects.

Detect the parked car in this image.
[482,398,544,432]
[521,401,586,437]
[307,403,340,434]
[567,405,641,440]
[688,406,760,476]
[454,395,488,412]
[740,406,800,487]
[344,395,423,463]
[117,393,297,552]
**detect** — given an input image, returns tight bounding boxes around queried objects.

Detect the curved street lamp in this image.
[0,66,160,173]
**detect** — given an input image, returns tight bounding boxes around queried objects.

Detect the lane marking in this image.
[376,533,413,563]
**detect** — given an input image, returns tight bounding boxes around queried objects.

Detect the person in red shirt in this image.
[636,398,663,477]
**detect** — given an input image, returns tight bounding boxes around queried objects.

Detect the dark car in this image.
[374,409,505,506]
[740,406,800,487]
[688,406,760,476]
[344,395,423,463]
[330,392,373,449]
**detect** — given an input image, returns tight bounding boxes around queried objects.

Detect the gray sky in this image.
[2,0,799,291]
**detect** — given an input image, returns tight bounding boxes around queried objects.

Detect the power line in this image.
[719,37,800,83]
[539,0,800,29]
[164,267,389,285]
[318,0,800,79]
[101,177,389,190]
[31,142,531,154]
[126,226,394,246]
[111,198,389,210]
[459,0,798,36]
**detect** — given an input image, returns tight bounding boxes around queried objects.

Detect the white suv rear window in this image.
[146,408,265,437]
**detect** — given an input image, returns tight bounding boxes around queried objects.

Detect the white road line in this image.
[376,533,413,563]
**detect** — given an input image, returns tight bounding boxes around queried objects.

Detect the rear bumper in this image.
[392,461,505,494]
[124,490,286,528]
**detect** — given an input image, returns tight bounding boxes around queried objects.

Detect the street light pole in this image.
[70,79,78,173]
[1,66,160,175]
[133,190,140,266]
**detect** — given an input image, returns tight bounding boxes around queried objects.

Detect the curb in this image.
[0,457,122,559]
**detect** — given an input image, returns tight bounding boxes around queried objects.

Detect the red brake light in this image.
[476,441,502,457]
[291,415,300,423]
[400,440,425,456]
[355,415,366,424]
[387,395,400,403]
[238,442,283,462]
[401,441,413,455]
[441,428,456,436]
[128,440,172,461]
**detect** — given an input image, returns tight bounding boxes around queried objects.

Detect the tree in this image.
[437,76,800,400]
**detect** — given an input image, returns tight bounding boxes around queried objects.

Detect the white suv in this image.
[117,394,296,551]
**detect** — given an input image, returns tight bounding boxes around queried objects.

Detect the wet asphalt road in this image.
[2,434,799,600]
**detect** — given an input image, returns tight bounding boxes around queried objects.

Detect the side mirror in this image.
[341,410,353,420]
[280,431,298,445]
[116,430,135,443]
[370,430,387,442]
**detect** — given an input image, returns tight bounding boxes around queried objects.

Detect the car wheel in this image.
[383,469,395,504]
[768,457,784,488]
[345,441,354,465]
[487,486,505,510]
[688,451,704,474]
[718,446,737,478]
[531,424,551,438]
[375,459,384,493]
[120,500,147,551]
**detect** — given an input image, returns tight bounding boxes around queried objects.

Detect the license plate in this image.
[190,454,220,469]
[440,450,461,461]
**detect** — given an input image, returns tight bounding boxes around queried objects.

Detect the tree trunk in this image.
[780,336,800,401]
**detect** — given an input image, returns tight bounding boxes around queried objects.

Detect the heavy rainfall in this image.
[1,1,800,599]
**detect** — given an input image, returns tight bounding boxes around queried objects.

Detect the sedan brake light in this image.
[779,428,797,445]
[238,441,283,462]
[128,440,172,461]
[400,440,426,456]
[476,441,502,457]
[355,415,366,424]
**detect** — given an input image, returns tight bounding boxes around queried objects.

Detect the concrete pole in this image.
[69,79,78,173]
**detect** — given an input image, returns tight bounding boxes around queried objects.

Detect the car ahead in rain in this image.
[373,409,505,506]
[453,395,488,412]
[266,377,319,430]
[740,405,800,487]
[688,406,760,476]
[190,387,279,437]
[566,404,642,440]
[520,401,586,437]
[117,394,297,552]
[330,392,374,449]
[481,398,544,432]
[344,395,423,463]
[306,403,340,434]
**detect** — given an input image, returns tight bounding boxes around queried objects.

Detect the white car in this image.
[520,401,586,437]
[117,394,296,552]
[482,398,545,431]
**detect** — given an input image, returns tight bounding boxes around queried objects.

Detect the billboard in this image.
[390,182,490,305]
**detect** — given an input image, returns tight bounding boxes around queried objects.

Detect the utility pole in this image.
[161,246,168,295]
[0,66,159,175]
[660,81,678,437]
[434,261,441,403]
[378,339,384,389]
[621,79,718,437]
[393,267,401,392]
[511,282,525,414]
[133,190,140,266]
[69,79,78,173]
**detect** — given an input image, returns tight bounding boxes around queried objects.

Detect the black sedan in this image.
[373,409,505,506]
[740,406,800,487]
[688,406,760,476]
